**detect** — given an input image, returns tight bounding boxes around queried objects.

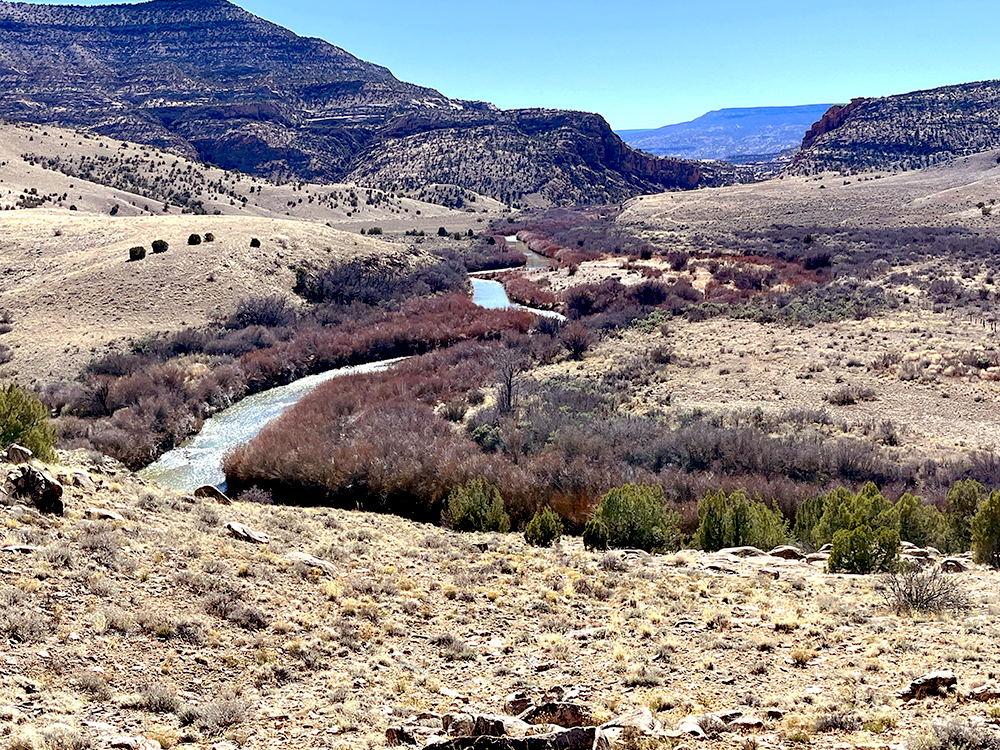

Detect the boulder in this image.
[2,544,39,554]
[757,568,780,580]
[899,670,958,700]
[387,727,418,746]
[520,703,593,729]
[729,717,763,731]
[504,693,533,716]
[85,507,125,522]
[805,552,829,565]
[768,545,805,560]
[423,726,605,750]
[224,521,268,544]
[286,551,337,576]
[12,466,63,514]
[443,714,476,738]
[971,685,1000,701]
[941,558,969,573]
[602,707,657,734]
[717,546,767,558]
[71,471,97,492]
[6,444,32,463]
[194,485,231,504]
[473,715,532,738]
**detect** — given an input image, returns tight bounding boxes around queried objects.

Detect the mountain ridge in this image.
[0,0,736,204]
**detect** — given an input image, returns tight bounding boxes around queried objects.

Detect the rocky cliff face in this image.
[0,0,732,203]
[792,80,1000,174]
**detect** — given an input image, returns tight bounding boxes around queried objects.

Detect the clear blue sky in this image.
[35,0,1000,129]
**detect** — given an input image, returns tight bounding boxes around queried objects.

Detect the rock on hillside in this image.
[792,79,1000,174]
[0,0,735,204]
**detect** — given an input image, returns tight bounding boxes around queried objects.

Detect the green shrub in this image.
[442,479,510,533]
[368,227,383,235]
[188,233,202,246]
[204,233,215,242]
[895,492,948,550]
[151,239,168,254]
[524,506,563,547]
[695,489,789,552]
[793,495,825,550]
[827,525,899,574]
[946,479,985,553]
[592,483,682,552]
[0,383,56,461]
[128,246,146,261]
[437,227,448,237]
[812,483,897,547]
[971,491,1000,568]
[250,237,261,248]
[583,518,609,551]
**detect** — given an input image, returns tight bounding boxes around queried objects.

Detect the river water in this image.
[141,261,562,493]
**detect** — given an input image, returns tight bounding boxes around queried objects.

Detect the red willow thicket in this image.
[52,295,533,468]
[223,340,645,527]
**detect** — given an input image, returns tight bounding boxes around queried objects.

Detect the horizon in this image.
[19,0,1000,130]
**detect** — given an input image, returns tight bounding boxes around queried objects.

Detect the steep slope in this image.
[792,80,1000,174]
[0,0,732,204]
[619,104,834,161]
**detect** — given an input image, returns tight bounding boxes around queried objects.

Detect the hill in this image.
[793,80,1000,174]
[618,104,834,162]
[0,0,736,205]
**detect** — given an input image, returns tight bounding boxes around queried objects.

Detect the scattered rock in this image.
[677,720,705,738]
[6,444,32,463]
[602,707,657,734]
[110,739,161,750]
[565,627,607,641]
[805,552,829,565]
[764,709,785,720]
[224,521,268,544]
[85,507,125,522]
[70,471,97,491]
[443,714,476,738]
[768,545,805,560]
[520,703,593,729]
[286,551,337,575]
[900,670,958,699]
[757,567,780,580]
[941,558,969,573]
[194,485,231,504]
[472,715,532,738]
[11,466,63,514]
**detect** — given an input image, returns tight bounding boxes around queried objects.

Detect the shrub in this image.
[187,233,201,246]
[812,483,897,547]
[583,518,609,551]
[592,483,682,552]
[946,479,985,552]
[879,566,971,615]
[827,524,900,574]
[226,295,294,329]
[250,237,261,248]
[128,246,146,261]
[442,478,510,533]
[438,227,448,237]
[909,720,1000,750]
[0,383,57,461]
[151,239,168,254]
[793,495,825,550]
[204,232,215,242]
[560,321,595,360]
[971,490,1000,567]
[895,493,948,550]
[525,506,563,547]
[695,489,789,552]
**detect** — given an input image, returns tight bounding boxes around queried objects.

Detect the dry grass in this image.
[0,449,998,750]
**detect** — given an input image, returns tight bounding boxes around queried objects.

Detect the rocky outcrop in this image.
[792,79,1000,174]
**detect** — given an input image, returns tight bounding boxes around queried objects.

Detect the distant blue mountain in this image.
[618,104,836,162]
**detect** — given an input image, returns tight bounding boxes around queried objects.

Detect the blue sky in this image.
[36,0,1000,129]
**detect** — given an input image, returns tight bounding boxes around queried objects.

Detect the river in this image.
[140,260,563,493]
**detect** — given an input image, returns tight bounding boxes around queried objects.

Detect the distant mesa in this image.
[617,104,836,163]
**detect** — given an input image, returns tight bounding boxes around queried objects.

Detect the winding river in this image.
[140,259,563,493]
